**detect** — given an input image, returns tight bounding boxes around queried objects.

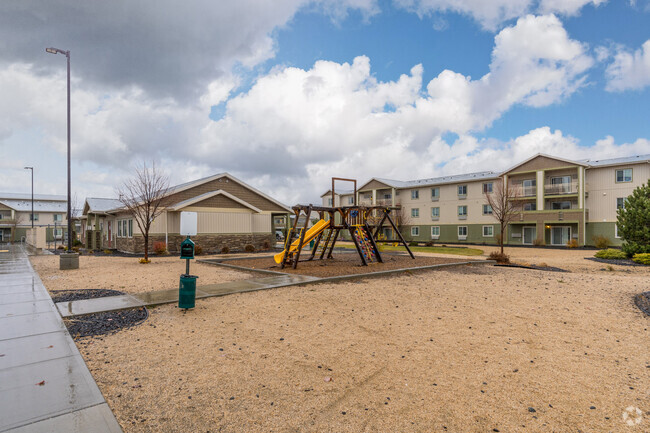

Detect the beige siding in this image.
[585,163,650,222]
[252,214,271,233]
[506,155,580,174]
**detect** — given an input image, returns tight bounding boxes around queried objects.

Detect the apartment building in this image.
[0,193,70,245]
[320,153,650,247]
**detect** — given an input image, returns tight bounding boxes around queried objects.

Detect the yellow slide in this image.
[274,219,331,264]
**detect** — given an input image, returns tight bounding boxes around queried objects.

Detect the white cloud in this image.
[538,0,607,16]
[605,40,650,91]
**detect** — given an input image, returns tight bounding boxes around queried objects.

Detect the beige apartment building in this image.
[0,193,71,247]
[321,153,650,247]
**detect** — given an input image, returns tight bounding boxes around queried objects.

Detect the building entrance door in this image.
[523,226,536,245]
[551,226,571,245]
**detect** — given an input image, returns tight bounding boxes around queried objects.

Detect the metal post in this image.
[66,50,72,251]
[24,167,33,228]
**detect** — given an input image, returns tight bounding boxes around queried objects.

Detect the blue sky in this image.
[0,0,649,204]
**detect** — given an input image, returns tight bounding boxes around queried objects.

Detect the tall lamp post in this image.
[46,47,78,269]
[24,167,33,228]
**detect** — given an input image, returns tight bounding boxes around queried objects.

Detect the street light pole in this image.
[24,167,33,228]
[46,47,72,251]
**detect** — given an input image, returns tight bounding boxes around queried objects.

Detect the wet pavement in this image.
[0,245,122,433]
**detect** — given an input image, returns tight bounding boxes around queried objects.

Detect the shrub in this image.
[409,241,419,247]
[153,241,167,255]
[244,244,255,253]
[425,241,435,247]
[566,239,579,248]
[533,237,544,246]
[262,240,272,250]
[220,246,230,254]
[194,244,203,255]
[617,182,650,257]
[103,249,113,255]
[139,258,150,264]
[73,239,83,247]
[632,253,650,265]
[594,249,627,260]
[57,245,64,250]
[488,251,510,263]
[592,235,610,250]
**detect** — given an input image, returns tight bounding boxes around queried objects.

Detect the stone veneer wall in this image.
[115,233,274,254]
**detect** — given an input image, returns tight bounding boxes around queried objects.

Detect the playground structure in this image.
[274,178,414,269]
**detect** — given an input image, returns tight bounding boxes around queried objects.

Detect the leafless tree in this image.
[9,213,24,243]
[484,178,521,255]
[117,162,171,261]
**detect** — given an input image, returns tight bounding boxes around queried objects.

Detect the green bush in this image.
[409,241,419,246]
[617,182,650,257]
[594,249,627,260]
[632,253,650,265]
[592,235,610,249]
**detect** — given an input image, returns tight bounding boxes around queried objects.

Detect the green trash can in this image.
[179,274,198,309]
[309,239,315,250]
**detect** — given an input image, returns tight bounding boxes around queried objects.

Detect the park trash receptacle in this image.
[309,239,315,249]
[179,274,198,309]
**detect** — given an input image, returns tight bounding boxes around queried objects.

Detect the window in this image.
[482,226,493,237]
[616,168,632,183]
[551,201,572,210]
[411,226,419,237]
[327,198,333,206]
[53,214,63,222]
[482,204,493,215]
[54,228,63,239]
[615,224,620,239]
[431,226,440,238]
[458,226,468,239]
[431,207,440,219]
[523,202,537,211]
[117,220,123,237]
[348,197,354,205]
[616,197,625,210]
[431,187,440,200]
[522,179,536,196]
[411,190,419,199]
[29,213,39,221]
[411,208,419,218]
[458,185,467,196]
[483,182,493,193]
[128,219,133,237]
[383,193,391,200]
[458,205,468,217]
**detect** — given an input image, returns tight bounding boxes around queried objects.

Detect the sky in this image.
[0,0,649,205]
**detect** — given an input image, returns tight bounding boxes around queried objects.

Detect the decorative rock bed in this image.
[51,289,148,339]
[634,292,650,316]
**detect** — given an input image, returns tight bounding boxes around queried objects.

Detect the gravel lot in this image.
[31,248,649,432]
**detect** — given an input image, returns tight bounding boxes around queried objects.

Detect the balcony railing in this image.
[511,186,536,197]
[544,181,578,195]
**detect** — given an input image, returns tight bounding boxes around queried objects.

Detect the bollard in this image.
[179,274,198,309]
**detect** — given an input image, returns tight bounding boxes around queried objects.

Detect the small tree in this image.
[617,182,650,257]
[485,178,520,255]
[117,162,171,262]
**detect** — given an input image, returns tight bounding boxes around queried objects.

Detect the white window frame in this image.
[615,168,632,183]
[347,197,354,205]
[482,225,493,237]
[431,187,439,201]
[458,185,467,197]
[458,205,468,219]
[616,197,625,210]
[128,219,133,238]
[30,213,39,222]
[411,208,419,218]
[615,224,621,239]
[482,182,493,194]
[482,204,492,215]
[54,228,63,239]
[411,226,419,237]
[458,226,468,240]
[431,226,440,239]
[431,207,440,220]
[411,190,419,200]
[53,214,63,222]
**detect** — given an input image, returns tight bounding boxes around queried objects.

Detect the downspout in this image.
[165,211,168,248]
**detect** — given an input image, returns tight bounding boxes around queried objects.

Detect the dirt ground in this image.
[228,252,468,277]
[32,248,649,432]
[31,254,254,294]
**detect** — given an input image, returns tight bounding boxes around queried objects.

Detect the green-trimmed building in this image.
[321,153,650,247]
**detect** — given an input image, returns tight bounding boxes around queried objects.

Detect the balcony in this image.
[511,186,536,198]
[544,181,578,196]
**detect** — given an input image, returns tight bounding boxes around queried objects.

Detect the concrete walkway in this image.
[0,245,122,433]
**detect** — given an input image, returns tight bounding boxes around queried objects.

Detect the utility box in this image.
[180,237,195,259]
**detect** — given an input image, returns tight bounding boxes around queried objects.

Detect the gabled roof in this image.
[168,190,262,213]
[84,198,123,215]
[501,153,588,175]
[357,178,405,191]
[582,153,650,168]
[0,199,67,213]
[320,189,355,198]
[166,172,290,212]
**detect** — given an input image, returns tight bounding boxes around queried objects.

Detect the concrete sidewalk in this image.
[0,245,122,433]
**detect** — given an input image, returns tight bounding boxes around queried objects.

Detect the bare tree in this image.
[9,213,25,243]
[484,178,520,255]
[117,162,171,261]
